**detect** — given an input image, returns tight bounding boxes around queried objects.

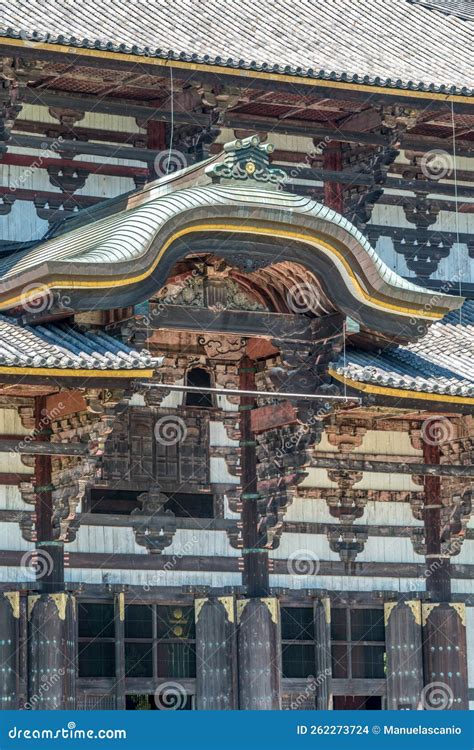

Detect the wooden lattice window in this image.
[124,604,196,680]
[281,607,316,678]
[331,607,385,679]
[78,603,116,678]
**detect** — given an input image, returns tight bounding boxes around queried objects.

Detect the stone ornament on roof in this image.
[205,135,286,187]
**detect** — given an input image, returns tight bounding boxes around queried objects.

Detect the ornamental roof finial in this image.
[205,134,286,187]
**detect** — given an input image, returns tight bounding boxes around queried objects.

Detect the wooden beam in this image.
[23,88,211,127]
[310,456,474,477]
[0,439,91,456]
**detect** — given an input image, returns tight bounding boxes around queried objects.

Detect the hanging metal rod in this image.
[136,382,360,403]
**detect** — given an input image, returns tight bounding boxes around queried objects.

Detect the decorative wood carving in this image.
[132,485,177,554]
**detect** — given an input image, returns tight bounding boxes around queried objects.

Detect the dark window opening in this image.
[184,367,213,408]
[333,696,382,710]
[124,604,196,681]
[126,694,193,710]
[88,489,213,518]
[331,608,385,680]
[281,607,316,678]
[78,603,115,678]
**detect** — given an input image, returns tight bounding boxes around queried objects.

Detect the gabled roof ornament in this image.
[205,134,286,187]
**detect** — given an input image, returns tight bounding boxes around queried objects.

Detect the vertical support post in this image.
[237,597,281,710]
[323,141,344,213]
[115,592,126,710]
[27,593,76,709]
[34,396,64,592]
[239,355,268,596]
[0,592,20,709]
[385,600,423,710]
[423,433,451,601]
[314,597,332,709]
[422,603,468,710]
[195,596,238,709]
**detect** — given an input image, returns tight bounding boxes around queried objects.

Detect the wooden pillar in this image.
[314,597,332,709]
[239,356,268,596]
[27,592,76,709]
[385,600,423,710]
[237,597,281,710]
[115,593,126,710]
[34,397,64,593]
[323,141,344,213]
[422,603,468,710]
[0,592,20,709]
[423,433,451,601]
[195,596,238,709]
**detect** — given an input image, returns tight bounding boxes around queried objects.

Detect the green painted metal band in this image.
[34,484,54,492]
[242,548,267,554]
[241,493,261,500]
[239,440,257,447]
[238,404,254,411]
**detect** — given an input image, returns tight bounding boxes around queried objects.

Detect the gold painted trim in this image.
[260,597,279,624]
[4,591,20,619]
[2,38,471,105]
[449,603,466,627]
[0,366,154,378]
[27,594,40,620]
[218,595,235,624]
[118,592,125,622]
[50,592,68,620]
[406,600,422,626]
[422,602,440,627]
[384,602,397,627]
[236,599,250,623]
[329,370,474,405]
[0,223,443,319]
[194,598,207,622]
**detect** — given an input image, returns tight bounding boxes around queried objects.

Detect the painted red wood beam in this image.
[2,153,150,179]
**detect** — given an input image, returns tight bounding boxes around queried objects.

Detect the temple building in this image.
[0,0,472,711]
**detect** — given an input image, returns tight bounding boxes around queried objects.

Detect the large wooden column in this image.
[422,603,468,710]
[422,434,451,601]
[34,397,64,592]
[27,592,76,709]
[314,598,332,709]
[385,600,423,710]
[0,592,20,709]
[239,356,268,596]
[237,597,281,710]
[323,141,344,213]
[195,596,238,710]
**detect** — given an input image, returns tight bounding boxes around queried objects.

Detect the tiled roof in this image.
[409,0,474,21]
[0,316,159,370]
[332,301,474,397]
[0,0,472,95]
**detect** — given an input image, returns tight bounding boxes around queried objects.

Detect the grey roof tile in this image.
[0,315,160,370]
[332,300,474,397]
[0,0,472,94]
